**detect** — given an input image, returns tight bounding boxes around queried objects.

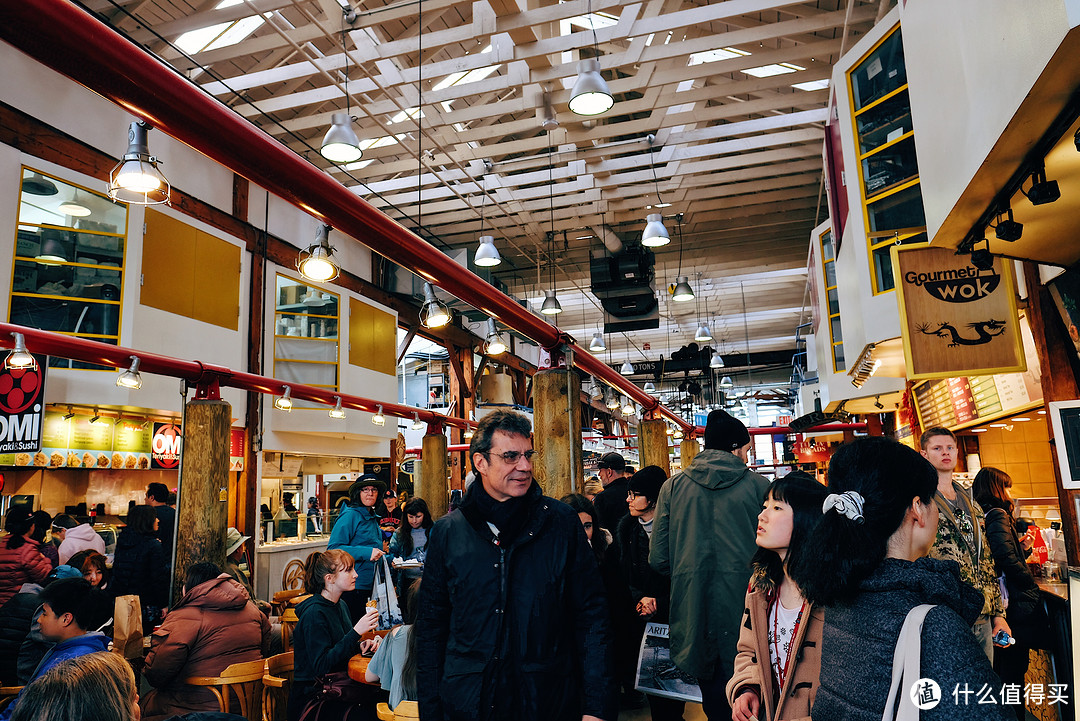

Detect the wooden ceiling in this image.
[88,0,888,387]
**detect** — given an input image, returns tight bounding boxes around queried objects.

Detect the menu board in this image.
[915,370,1042,430]
[1,411,158,469]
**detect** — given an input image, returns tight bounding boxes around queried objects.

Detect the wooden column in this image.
[533,369,583,499]
[680,438,700,471]
[173,398,231,605]
[420,431,449,520]
[639,419,671,477]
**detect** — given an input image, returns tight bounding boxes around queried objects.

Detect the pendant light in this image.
[421,282,451,328]
[643,381,656,394]
[115,356,143,389]
[694,323,713,342]
[641,135,670,247]
[620,359,634,376]
[569,2,614,117]
[108,121,170,205]
[485,318,507,355]
[329,397,346,419]
[672,276,694,302]
[22,172,58,196]
[540,134,562,315]
[591,378,605,403]
[605,388,619,409]
[473,162,501,267]
[411,412,425,431]
[621,398,635,416]
[540,290,562,315]
[720,375,733,388]
[710,352,725,369]
[4,333,36,371]
[297,224,339,282]
[371,405,386,426]
[321,19,363,163]
[589,331,606,352]
[58,189,92,217]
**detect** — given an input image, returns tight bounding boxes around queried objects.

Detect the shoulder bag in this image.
[882,604,936,721]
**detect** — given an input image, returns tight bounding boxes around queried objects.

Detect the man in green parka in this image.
[649,409,769,721]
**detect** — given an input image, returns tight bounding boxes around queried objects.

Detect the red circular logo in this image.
[0,367,42,414]
[152,424,182,468]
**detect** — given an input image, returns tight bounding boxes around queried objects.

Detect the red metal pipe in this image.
[0,323,470,429]
[0,0,692,431]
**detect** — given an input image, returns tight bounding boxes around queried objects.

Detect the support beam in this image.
[639,419,671,477]
[679,438,700,471]
[532,369,583,499]
[421,432,450,520]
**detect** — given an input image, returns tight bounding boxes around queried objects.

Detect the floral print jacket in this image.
[928,481,1005,619]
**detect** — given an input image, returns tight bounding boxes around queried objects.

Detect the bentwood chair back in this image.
[183,658,265,721]
[261,651,294,721]
[279,607,299,652]
[376,700,419,720]
[0,686,23,712]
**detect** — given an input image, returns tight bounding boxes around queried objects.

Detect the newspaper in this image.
[634,622,703,703]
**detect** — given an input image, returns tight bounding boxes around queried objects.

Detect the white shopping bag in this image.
[372,556,404,629]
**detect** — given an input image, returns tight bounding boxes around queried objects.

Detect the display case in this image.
[273,274,340,408]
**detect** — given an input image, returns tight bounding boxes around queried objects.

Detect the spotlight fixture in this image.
[4,333,36,371]
[108,121,170,205]
[569,59,614,116]
[90,409,101,424]
[720,375,733,388]
[58,189,92,218]
[993,207,1023,242]
[485,318,507,355]
[21,172,58,196]
[605,389,619,409]
[474,235,501,267]
[621,399,635,416]
[321,113,363,163]
[371,405,386,426]
[643,381,656,394]
[296,225,339,282]
[63,406,75,421]
[874,395,884,410]
[410,412,425,431]
[329,397,346,419]
[969,239,995,271]
[710,353,725,369]
[641,135,671,247]
[589,331,606,353]
[849,343,883,388]
[694,323,713,342]
[540,290,563,316]
[421,282,452,328]
[274,386,293,411]
[116,356,143,390]
[671,276,695,302]
[620,360,634,376]
[1021,166,1061,206]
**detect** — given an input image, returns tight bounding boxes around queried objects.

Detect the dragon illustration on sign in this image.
[916,320,1007,347]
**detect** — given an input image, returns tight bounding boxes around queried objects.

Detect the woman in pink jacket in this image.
[0,509,51,606]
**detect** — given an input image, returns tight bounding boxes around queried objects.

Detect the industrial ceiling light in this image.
[34,232,69,265]
[320,18,363,163]
[694,323,713,342]
[540,88,559,130]
[115,356,143,389]
[710,352,725,369]
[1021,166,1061,206]
[22,172,58,196]
[371,405,385,426]
[673,427,684,440]
[665,425,674,436]
[58,189,92,217]
[108,121,170,205]
[621,399,635,416]
[421,282,452,328]
[605,389,620,409]
[540,289,562,315]
[993,207,1023,242]
[329,397,346,419]
[620,359,634,376]
[720,375,733,387]
[643,381,656,394]
[672,276,695,302]
[569,58,614,116]
[4,333,35,371]
[591,379,605,402]
[641,135,670,247]
[474,235,501,267]
[296,224,340,282]
[274,386,293,411]
[410,412,425,430]
[485,318,507,355]
[589,331,606,352]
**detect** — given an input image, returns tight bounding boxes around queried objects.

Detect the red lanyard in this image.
[771,598,806,691]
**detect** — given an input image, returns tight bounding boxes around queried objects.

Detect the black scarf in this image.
[461,476,540,545]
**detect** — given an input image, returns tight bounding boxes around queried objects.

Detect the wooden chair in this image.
[279,607,299,652]
[376,700,419,721]
[261,651,293,721]
[270,588,305,615]
[0,686,24,712]
[183,658,265,721]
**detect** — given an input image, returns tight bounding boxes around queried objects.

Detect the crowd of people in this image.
[0,410,1055,721]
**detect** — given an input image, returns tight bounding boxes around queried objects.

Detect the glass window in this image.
[867,183,926,235]
[855,89,913,155]
[10,168,128,369]
[862,135,919,199]
[850,29,906,112]
[273,275,340,408]
[827,287,839,316]
[818,229,845,372]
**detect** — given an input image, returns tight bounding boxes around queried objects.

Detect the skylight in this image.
[175,0,270,54]
[743,62,803,78]
[390,108,424,124]
[687,46,808,80]
[792,79,830,91]
[431,46,501,92]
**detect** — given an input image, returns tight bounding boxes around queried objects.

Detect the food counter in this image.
[254,537,328,603]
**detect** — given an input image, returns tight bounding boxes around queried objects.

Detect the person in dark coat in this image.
[0,565,82,685]
[973,467,1047,720]
[593,452,632,535]
[327,475,386,623]
[110,505,170,630]
[145,483,175,565]
[789,437,1010,721]
[415,410,617,721]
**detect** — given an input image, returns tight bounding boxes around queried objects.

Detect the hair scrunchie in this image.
[822,491,865,524]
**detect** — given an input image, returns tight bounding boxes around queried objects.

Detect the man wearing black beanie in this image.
[648,409,769,720]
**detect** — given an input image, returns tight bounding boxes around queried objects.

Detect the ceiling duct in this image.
[590,245,659,333]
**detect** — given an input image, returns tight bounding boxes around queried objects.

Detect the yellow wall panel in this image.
[193,230,240,331]
[349,298,396,374]
[141,209,196,317]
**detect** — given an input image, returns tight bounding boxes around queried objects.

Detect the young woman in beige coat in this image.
[727,472,826,721]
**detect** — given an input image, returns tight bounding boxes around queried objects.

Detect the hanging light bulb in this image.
[605,389,619,410]
[421,282,451,328]
[115,356,143,389]
[4,333,36,371]
[694,323,713,342]
[710,353,725,369]
[672,276,695,302]
[371,405,386,426]
[620,359,634,376]
[641,213,670,247]
[643,381,656,394]
[621,399,635,416]
[464,427,474,439]
[274,386,293,411]
[569,59,614,116]
[329,397,347,419]
[474,235,501,267]
[589,331,606,352]
[321,113,364,163]
[673,428,684,440]
[665,425,674,436]
[296,225,339,282]
[720,375,733,387]
[411,412,426,431]
[108,121,170,205]
[540,290,562,315]
[485,318,507,355]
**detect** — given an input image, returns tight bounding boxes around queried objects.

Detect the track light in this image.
[108,121,170,205]
[116,356,143,389]
[569,59,614,116]
[275,386,293,411]
[411,412,425,430]
[1022,166,1060,206]
[297,225,339,282]
[970,239,995,271]
[694,324,713,342]
[371,405,385,426]
[321,113,363,163]
[720,376,733,388]
[589,331,606,353]
[63,406,75,421]
[643,381,656,394]
[474,235,502,267]
[421,282,452,328]
[994,207,1023,242]
[710,353,725,369]
[671,276,695,302]
[641,214,670,247]
[90,410,101,424]
[4,333,35,371]
[485,319,507,355]
[540,290,562,315]
[329,397,346,419]
[620,360,634,376]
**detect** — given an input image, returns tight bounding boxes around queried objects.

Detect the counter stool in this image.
[261,651,293,721]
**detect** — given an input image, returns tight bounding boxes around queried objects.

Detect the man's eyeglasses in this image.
[485,450,536,464]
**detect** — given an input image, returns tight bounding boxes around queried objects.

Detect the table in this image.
[347,654,375,684]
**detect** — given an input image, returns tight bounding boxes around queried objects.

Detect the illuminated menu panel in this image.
[915,371,1041,430]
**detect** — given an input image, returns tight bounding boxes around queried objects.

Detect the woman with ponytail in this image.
[788,437,1009,721]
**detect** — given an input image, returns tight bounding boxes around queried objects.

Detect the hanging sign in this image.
[893,244,1025,380]
[0,354,47,458]
[151,422,182,469]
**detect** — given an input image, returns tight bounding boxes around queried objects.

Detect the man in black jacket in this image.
[592,452,632,535]
[415,409,617,721]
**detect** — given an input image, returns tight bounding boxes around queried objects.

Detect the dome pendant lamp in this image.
[421,282,451,328]
[672,276,695,302]
[589,331,606,352]
[108,121,170,205]
[473,163,501,267]
[540,290,562,315]
[620,359,634,376]
[640,134,670,247]
[321,19,363,163]
[694,323,712,342]
[569,59,614,116]
[296,225,339,282]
